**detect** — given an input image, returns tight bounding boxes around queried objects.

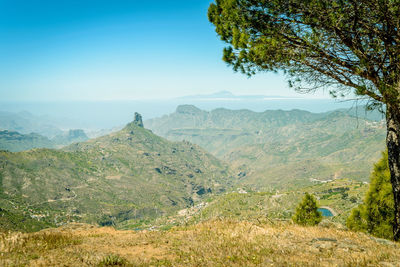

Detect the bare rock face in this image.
[134,112,144,127]
[67,129,88,140]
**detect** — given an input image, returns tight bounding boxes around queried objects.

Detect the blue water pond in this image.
[318,208,334,217]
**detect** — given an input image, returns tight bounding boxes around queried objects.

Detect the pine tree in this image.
[292,193,322,226]
[347,152,395,239]
[209,0,400,241]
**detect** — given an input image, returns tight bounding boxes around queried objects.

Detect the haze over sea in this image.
[0,93,365,130]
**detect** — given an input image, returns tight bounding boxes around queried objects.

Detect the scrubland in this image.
[1,219,399,266]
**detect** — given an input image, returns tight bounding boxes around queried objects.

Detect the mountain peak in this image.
[176,105,202,115]
[123,112,144,131]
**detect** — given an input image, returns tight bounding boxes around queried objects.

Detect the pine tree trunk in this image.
[386,104,400,241]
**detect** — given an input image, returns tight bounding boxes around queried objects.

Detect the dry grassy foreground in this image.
[1,219,400,266]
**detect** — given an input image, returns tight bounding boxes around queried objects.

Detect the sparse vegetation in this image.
[0,230,82,266]
[1,220,399,266]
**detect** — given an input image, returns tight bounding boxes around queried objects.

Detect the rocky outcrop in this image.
[52,129,89,145]
[67,129,88,140]
[134,112,144,127]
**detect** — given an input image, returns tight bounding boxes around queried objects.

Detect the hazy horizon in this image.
[1,0,337,103]
[0,94,368,131]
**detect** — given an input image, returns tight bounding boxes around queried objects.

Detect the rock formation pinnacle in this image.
[134,112,144,127]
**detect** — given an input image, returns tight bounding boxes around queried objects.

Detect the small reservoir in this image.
[318,208,334,217]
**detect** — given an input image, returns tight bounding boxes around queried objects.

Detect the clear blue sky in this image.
[0,0,328,101]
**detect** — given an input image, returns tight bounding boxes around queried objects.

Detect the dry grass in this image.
[1,220,400,266]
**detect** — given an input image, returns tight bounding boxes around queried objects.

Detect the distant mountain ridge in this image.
[0,129,89,152]
[0,130,54,152]
[149,104,327,137]
[0,110,63,138]
[146,105,386,189]
[0,109,92,151]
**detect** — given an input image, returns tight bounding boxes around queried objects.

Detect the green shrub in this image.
[346,152,394,240]
[292,193,322,226]
[97,254,128,266]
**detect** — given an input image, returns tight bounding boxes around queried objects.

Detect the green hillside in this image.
[146,106,386,189]
[0,114,234,232]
